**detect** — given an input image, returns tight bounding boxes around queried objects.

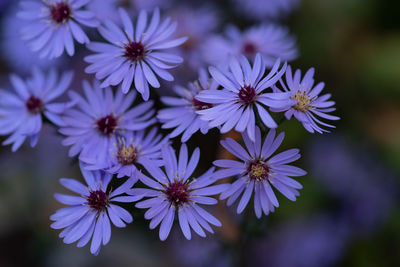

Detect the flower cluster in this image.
[0,0,340,256]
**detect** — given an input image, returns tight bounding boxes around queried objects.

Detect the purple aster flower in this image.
[157,69,218,142]
[169,5,219,69]
[50,165,139,255]
[231,0,301,21]
[195,53,293,141]
[0,68,73,151]
[59,80,156,165]
[17,0,99,59]
[202,24,298,67]
[1,4,64,73]
[85,127,169,181]
[214,127,306,217]
[132,144,228,241]
[272,66,340,133]
[85,8,188,100]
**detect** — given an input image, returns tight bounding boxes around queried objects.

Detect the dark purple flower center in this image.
[50,2,71,24]
[247,160,270,181]
[165,181,190,207]
[238,85,256,104]
[87,190,109,211]
[96,115,118,135]
[292,91,311,112]
[117,143,138,165]
[192,97,213,110]
[26,95,44,114]
[242,42,257,56]
[124,41,146,62]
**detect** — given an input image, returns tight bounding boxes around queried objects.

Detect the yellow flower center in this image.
[248,160,269,181]
[117,143,138,165]
[292,91,312,112]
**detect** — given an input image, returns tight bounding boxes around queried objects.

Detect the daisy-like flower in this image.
[86,128,169,181]
[85,8,188,100]
[59,80,156,164]
[214,127,306,217]
[157,69,218,142]
[50,165,139,255]
[231,0,301,21]
[132,144,228,241]
[196,53,293,142]
[18,0,99,59]
[271,66,340,133]
[202,24,297,67]
[0,68,73,151]
[1,4,64,74]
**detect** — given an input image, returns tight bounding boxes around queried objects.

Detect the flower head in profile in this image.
[86,128,169,181]
[132,144,228,241]
[85,8,188,100]
[59,80,156,164]
[196,54,293,141]
[0,68,73,151]
[202,24,298,67]
[158,69,218,142]
[18,0,99,58]
[214,127,306,217]
[272,66,340,133]
[50,166,139,255]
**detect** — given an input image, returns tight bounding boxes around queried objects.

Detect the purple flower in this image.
[50,165,139,255]
[132,144,228,241]
[214,127,306,217]
[17,0,99,59]
[272,66,340,133]
[195,53,293,141]
[231,0,301,21]
[0,68,73,151]
[1,4,64,73]
[169,5,219,69]
[59,80,156,165]
[85,8,188,100]
[202,24,298,67]
[158,69,218,142]
[85,128,169,181]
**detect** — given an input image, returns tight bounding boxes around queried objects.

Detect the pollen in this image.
[117,142,138,165]
[247,160,270,181]
[292,91,312,112]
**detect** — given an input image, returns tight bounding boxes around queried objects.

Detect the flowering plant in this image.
[0,0,341,257]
